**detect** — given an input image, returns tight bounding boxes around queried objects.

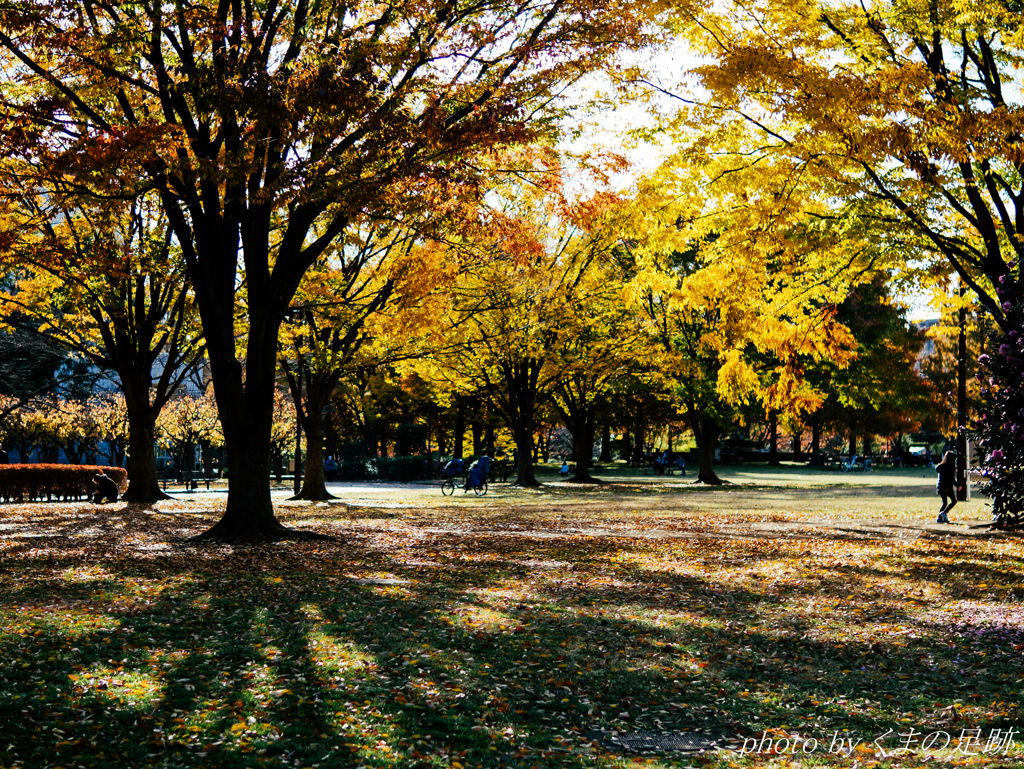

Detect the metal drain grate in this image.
[602,731,720,753]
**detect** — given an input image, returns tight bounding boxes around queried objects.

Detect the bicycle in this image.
[440,475,487,496]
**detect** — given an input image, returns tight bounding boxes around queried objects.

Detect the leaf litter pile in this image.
[1,480,1023,769]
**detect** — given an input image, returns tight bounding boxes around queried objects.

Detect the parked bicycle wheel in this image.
[441,478,455,496]
[474,481,488,496]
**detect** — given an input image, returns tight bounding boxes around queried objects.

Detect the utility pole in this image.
[957,279,968,501]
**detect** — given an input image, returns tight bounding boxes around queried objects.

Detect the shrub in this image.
[0,464,129,503]
[376,456,430,482]
[971,264,1024,524]
[337,459,374,481]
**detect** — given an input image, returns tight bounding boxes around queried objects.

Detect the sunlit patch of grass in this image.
[59,564,116,583]
[70,664,165,708]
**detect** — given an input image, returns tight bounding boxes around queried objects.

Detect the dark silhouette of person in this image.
[92,472,119,504]
[935,451,959,523]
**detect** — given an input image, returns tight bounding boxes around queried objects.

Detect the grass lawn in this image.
[1,463,1021,768]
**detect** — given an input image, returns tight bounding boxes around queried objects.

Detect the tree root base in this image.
[288,491,338,502]
[190,522,336,543]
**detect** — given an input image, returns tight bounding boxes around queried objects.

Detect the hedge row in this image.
[334,456,431,482]
[0,464,129,503]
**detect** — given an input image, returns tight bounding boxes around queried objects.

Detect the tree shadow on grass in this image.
[1,517,1022,768]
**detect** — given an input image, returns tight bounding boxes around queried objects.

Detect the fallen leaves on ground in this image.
[0,479,1022,768]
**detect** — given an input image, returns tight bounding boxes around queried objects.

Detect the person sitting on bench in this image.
[92,472,119,504]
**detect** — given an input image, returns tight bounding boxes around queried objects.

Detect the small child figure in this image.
[92,472,119,504]
[559,461,569,479]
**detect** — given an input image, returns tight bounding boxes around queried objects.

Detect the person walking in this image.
[935,450,960,523]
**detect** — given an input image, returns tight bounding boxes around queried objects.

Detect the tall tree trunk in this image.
[622,427,631,463]
[630,419,646,464]
[862,433,873,457]
[295,395,333,501]
[502,362,542,487]
[792,431,802,460]
[810,415,823,465]
[206,431,284,539]
[691,412,726,484]
[471,422,484,456]
[571,418,597,482]
[121,407,170,502]
[513,425,539,486]
[203,358,285,539]
[196,300,293,539]
[768,410,780,466]
[453,406,466,458]
[599,423,612,463]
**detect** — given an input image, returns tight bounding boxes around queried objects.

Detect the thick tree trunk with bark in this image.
[190,263,300,540]
[122,408,170,502]
[203,431,288,539]
[498,360,543,488]
[690,412,726,484]
[513,425,539,486]
[295,400,333,501]
[564,414,598,482]
[552,381,601,483]
[570,419,598,482]
[809,415,823,465]
[768,410,780,466]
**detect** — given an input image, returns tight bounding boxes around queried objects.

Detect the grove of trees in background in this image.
[2,0,1020,536]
